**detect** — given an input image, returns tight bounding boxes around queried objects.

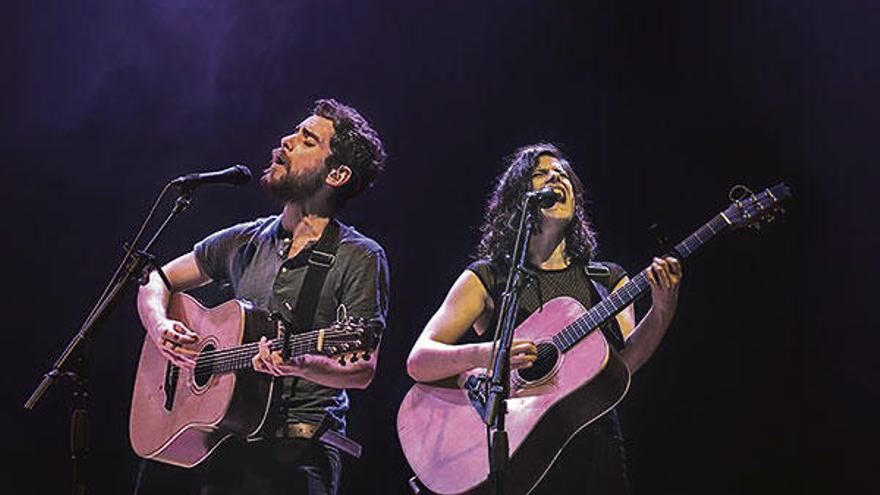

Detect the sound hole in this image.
[193,344,216,388]
[517,342,559,382]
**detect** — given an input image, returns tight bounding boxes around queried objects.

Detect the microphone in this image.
[525,187,564,208]
[170,165,252,189]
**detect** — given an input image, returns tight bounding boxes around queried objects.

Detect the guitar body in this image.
[129,293,276,468]
[397,296,632,495]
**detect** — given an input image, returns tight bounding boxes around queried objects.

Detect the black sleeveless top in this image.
[466,258,627,341]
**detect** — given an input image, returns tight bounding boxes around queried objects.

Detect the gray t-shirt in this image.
[193,215,389,432]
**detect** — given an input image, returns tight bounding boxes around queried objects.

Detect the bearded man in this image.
[136,99,389,495]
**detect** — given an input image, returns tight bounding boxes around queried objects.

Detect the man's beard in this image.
[261,165,327,203]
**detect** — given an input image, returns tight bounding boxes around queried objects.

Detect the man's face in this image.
[262,114,335,202]
[530,154,576,223]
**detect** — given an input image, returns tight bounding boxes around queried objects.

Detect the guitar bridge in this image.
[163,362,179,411]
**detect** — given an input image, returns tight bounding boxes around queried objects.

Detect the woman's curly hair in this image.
[312,98,386,200]
[476,143,598,263]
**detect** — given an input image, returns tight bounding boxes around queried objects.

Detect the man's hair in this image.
[476,143,598,263]
[312,98,386,200]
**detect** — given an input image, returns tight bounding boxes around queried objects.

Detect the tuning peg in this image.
[338,356,347,366]
[362,351,371,361]
[350,354,360,363]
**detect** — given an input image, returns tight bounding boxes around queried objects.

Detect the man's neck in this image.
[280,201,332,244]
[527,219,568,270]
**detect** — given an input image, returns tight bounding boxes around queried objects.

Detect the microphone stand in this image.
[466,194,541,495]
[24,183,195,495]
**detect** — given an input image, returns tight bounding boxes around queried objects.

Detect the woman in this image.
[406,143,682,494]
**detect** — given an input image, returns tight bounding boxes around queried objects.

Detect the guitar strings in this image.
[193,328,358,364]
[189,328,367,373]
[195,328,354,360]
[193,338,361,374]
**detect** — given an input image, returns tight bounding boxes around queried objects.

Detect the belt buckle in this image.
[275,422,317,439]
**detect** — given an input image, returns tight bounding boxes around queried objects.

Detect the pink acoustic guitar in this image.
[130,293,377,467]
[397,184,790,495]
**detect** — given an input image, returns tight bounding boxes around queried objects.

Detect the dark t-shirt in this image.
[193,216,390,432]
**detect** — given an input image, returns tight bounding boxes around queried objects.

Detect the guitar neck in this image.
[552,213,732,353]
[194,330,327,376]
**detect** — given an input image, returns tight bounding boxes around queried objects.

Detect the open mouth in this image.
[271,149,289,167]
[551,186,567,203]
[264,150,289,175]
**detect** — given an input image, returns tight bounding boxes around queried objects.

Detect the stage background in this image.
[1,1,876,493]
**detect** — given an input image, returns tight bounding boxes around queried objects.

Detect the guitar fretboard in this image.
[191,332,325,377]
[551,213,731,352]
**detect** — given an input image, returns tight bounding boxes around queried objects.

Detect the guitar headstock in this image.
[722,183,791,230]
[320,317,383,366]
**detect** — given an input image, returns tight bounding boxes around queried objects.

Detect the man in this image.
[406,143,681,494]
[137,98,389,495]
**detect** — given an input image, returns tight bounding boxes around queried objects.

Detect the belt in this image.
[273,422,362,459]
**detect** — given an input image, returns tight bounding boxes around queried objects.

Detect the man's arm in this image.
[405,270,537,383]
[253,338,380,389]
[137,252,211,369]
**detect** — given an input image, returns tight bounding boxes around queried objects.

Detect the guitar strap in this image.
[585,262,626,351]
[272,219,364,458]
[286,218,341,340]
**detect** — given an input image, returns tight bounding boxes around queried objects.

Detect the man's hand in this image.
[150,319,199,369]
[252,336,306,376]
[645,256,682,314]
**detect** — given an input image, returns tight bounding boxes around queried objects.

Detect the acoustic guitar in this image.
[130,293,378,467]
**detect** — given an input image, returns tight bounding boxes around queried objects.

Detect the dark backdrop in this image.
[2,1,876,494]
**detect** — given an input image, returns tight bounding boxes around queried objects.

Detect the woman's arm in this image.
[406,270,537,383]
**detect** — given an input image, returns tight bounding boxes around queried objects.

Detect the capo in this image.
[270,300,299,361]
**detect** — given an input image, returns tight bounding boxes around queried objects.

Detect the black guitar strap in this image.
[584,262,626,352]
[285,218,341,344]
